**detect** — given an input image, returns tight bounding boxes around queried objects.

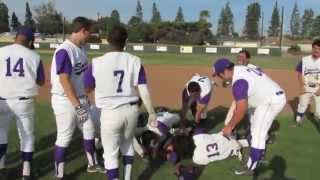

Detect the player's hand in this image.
[75,105,89,123]
[222,125,233,137]
[148,112,157,127]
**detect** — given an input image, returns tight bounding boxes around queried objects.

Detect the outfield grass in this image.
[37,50,300,70]
[4,102,320,180]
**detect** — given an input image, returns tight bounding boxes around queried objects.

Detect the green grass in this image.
[3,102,320,180]
[37,50,300,70]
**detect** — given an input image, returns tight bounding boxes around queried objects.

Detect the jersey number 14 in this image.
[5,58,25,77]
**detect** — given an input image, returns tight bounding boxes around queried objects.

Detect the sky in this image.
[2,0,320,34]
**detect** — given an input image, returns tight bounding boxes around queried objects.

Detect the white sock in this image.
[86,152,95,166]
[22,161,31,176]
[124,164,132,180]
[0,155,5,169]
[55,162,64,178]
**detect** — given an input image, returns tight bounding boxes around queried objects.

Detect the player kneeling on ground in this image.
[180,74,213,129]
[84,26,157,180]
[0,26,45,180]
[212,58,286,176]
[295,39,320,126]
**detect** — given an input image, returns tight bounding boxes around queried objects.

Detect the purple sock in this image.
[0,144,7,159]
[123,156,134,165]
[22,152,33,162]
[247,147,264,170]
[83,139,96,165]
[106,168,119,180]
[297,112,304,117]
[54,145,65,164]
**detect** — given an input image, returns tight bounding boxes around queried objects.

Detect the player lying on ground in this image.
[212,58,286,176]
[50,17,104,180]
[0,26,45,180]
[180,74,213,129]
[84,26,157,180]
[133,107,181,158]
[295,39,320,126]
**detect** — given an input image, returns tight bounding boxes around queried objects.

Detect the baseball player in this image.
[212,58,286,175]
[84,26,157,180]
[295,39,320,125]
[180,74,213,128]
[50,17,102,179]
[0,26,45,179]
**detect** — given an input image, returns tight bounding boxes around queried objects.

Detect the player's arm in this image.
[136,64,156,125]
[83,64,95,94]
[36,60,45,86]
[195,93,211,124]
[222,79,248,136]
[55,49,80,107]
[180,89,189,126]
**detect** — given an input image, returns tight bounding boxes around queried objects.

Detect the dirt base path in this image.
[39,64,299,114]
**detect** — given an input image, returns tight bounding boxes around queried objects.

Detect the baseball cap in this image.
[16,26,35,49]
[212,58,233,75]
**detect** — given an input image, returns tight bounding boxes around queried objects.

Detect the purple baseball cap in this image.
[212,58,233,75]
[17,26,35,49]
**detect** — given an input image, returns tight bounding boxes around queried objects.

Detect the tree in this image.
[136,0,143,21]
[290,2,300,39]
[199,10,210,23]
[217,2,234,37]
[34,1,63,34]
[311,15,320,37]
[0,2,10,32]
[110,10,120,23]
[301,9,314,38]
[243,2,261,40]
[268,1,280,37]
[11,12,21,32]
[150,2,161,24]
[175,6,184,24]
[24,2,35,29]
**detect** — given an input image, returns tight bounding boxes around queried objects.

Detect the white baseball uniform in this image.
[183,74,213,119]
[231,65,286,170]
[0,43,44,176]
[296,55,320,122]
[85,51,148,178]
[192,132,245,165]
[50,39,96,178]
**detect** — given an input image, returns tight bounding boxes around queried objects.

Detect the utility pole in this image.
[260,11,264,47]
[62,17,66,41]
[279,6,284,51]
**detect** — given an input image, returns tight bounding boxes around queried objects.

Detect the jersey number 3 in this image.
[114,70,124,93]
[206,143,219,158]
[5,58,25,77]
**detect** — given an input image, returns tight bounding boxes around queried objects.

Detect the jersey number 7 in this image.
[114,70,124,93]
[5,57,25,77]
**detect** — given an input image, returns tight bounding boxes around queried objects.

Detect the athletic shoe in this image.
[234,166,254,176]
[87,165,106,173]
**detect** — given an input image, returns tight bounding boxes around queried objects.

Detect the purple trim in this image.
[84,64,95,89]
[0,144,7,159]
[106,168,119,179]
[181,170,197,180]
[168,152,178,164]
[297,112,304,117]
[249,147,264,163]
[36,60,45,84]
[54,145,65,164]
[232,79,249,101]
[138,65,147,84]
[157,121,169,134]
[296,61,302,73]
[123,155,134,165]
[22,152,33,161]
[83,139,95,155]
[199,92,211,104]
[55,49,72,75]
[193,128,207,135]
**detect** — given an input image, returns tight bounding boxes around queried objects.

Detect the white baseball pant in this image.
[296,93,320,121]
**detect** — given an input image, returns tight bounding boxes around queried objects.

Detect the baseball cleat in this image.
[22,175,32,180]
[234,166,254,176]
[87,165,106,173]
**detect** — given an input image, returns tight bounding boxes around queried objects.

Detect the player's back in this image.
[156,112,180,128]
[187,74,213,98]
[192,133,239,165]
[92,52,142,109]
[0,44,41,98]
[232,66,283,107]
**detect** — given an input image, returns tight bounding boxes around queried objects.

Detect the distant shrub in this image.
[287,44,301,55]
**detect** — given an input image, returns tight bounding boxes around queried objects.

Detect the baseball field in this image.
[4,51,320,180]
